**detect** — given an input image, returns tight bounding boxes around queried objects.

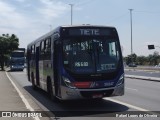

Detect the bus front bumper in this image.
[60,84,124,100]
[10,65,24,71]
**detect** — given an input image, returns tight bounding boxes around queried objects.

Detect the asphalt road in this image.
[5,69,160,120]
[113,78,160,111]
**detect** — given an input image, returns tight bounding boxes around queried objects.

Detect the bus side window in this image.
[40,40,45,60]
[27,49,31,60]
[41,41,44,52]
[31,45,35,60]
[45,38,51,53]
[45,38,51,59]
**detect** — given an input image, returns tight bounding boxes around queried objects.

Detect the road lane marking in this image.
[104,97,160,116]
[12,72,26,74]
[5,72,40,120]
[126,87,138,91]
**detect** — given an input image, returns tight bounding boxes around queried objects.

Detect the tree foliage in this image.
[124,51,160,66]
[147,51,160,65]
[136,56,147,65]
[0,34,19,70]
[123,53,137,65]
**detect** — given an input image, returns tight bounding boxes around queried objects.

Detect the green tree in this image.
[146,52,159,65]
[124,51,160,66]
[0,34,19,70]
[123,56,131,65]
[152,51,159,65]
[131,53,137,63]
[124,53,137,65]
[137,56,147,65]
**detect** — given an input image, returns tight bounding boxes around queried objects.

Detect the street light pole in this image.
[129,9,133,63]
[69,4,73,25]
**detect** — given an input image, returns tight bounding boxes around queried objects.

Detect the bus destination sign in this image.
[80,29,100,35]
[68,28,113,36]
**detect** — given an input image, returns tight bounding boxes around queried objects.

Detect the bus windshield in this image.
[63,38,121,74]
[11,59,25,65]
[11,52,24,57]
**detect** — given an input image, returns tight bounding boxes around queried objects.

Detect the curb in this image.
[125,75,160,82]
[124,68,160,73]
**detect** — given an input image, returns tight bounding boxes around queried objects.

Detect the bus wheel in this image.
[31,73,37,90]
[47,77,55,100]
[47,78,58,102]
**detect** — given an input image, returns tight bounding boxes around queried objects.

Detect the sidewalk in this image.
[0,70,33,120]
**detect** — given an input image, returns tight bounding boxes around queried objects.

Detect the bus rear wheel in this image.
[47,77,57,101]
[31,73,37,90]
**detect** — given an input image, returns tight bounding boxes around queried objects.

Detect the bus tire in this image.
[31,73,37,90]
[47,77,55,101]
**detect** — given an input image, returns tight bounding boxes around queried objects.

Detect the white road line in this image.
[104,98,160,116]
[5,72,40,120]
[126,87,138,91]
[13,72,25,74]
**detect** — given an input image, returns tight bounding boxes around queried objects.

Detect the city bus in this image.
[27,25,124,100]
[10,49,25,71]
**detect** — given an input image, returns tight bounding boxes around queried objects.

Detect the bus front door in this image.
[54,41,61,97]
[36,46,40,86]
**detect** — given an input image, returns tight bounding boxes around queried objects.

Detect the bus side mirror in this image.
[148,45,155,50]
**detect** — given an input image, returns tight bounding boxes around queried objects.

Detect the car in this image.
[128,63,137,67]
[155,64,160,68]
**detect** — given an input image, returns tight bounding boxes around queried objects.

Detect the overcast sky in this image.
[0,0,160,56]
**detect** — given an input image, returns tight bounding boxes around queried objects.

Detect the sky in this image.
[0,0,160,57]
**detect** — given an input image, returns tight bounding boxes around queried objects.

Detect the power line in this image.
[106,10,160,24]
[134,10,160,14]
[76,0,96,7]
[107,12,129,24]
[57,0,95,7]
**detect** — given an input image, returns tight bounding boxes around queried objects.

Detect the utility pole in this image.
[129,9,133,63]
[69,4,73,25]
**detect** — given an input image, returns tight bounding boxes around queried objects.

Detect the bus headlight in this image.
[117,74,124,86]
[62,77,76,89]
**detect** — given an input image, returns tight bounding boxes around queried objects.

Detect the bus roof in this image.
[60,25,115,28]
[12,50,25,53]
[27,25,116,47]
